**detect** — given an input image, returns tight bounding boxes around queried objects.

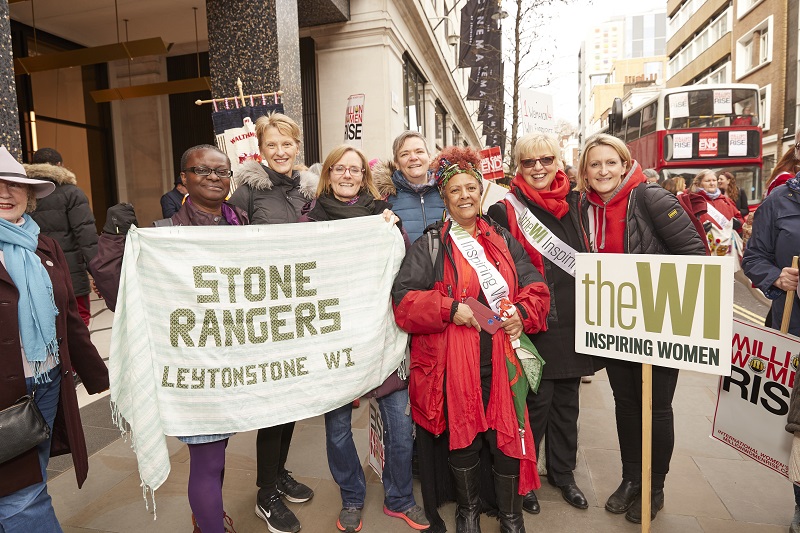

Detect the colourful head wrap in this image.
[433,157,483,194]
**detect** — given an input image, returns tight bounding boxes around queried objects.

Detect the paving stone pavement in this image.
[49,295,795,532]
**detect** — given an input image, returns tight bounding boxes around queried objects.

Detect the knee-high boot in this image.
[450,461,482,533]
[494,470,525,533]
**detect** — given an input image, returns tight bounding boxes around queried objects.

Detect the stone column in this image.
[206,0,303,160]
[0,0,21,158]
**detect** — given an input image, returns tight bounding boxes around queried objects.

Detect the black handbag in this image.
[0,394,50,464]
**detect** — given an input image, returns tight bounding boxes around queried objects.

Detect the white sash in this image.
[449,221,515,317]
[505,193,578,277]
[706,202,731,229]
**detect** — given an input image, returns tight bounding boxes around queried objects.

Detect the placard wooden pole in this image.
[641,362,653,533]
[780,256,799,334]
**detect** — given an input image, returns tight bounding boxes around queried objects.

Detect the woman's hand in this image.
[453,303,481,332]
[382,209,399,225]
[501,311,523,341]
[774,267,800,292]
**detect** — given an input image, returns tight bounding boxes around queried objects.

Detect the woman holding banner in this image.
[227,113,316,533]
[692,170,744,237]
[741,172,800,532]
[298,145,428,533]
[487,132,594,515]
[392,146,550,533]
[576,134,706,523]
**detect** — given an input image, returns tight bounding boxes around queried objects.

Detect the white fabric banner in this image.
[712,320,797,479]
[110,216,408,501]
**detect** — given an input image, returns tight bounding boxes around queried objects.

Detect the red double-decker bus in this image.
[601,84,762,205]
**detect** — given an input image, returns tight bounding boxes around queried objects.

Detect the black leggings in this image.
[256,421,295,493]
[449,429,519,476]
[605,359,679,490]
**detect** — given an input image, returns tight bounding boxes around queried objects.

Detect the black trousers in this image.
[449,429,519,476]
[526,377,580,487]
[605,359,679,490]
[256,421,296,493]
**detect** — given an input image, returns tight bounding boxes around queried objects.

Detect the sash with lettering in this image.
[705,202,730,229]
[504,193,578,277]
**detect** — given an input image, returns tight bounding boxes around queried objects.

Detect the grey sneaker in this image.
[791,504,800,533]
[384,504,430,530]
[336,507,362,532]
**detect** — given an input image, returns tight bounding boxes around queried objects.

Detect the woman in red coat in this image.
[392,146,550,533]
[692,169,744,236]
[0,146,109,532]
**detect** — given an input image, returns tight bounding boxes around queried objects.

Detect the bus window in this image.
[664,88,760,129]
[625,111,641,142]
[641,104,657,136]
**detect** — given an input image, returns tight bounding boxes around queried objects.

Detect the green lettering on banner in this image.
[162,366,174,387]
[207,368,220,388]
[243,267,266,301]
[259,363,269,381]
[223,309,246,346]
[199,309,222,347]
[170,308,196,347]
[246,307,269,343]
[232,366,245,386]
[219,267,241,303]
[221,368,232,388]
[319,299,342,334]
[296,261,318,297]
[191,368,205,389]
[194,265,220,303]
[270,361,282,381]
[703,264,721,340]
[246,364,257,385]
[296,356,308,376]
[283,359,297,377]
[325,350,341,369]
[343,347,355,367]
[270,305,295,341]
[529,223,548,243]
[176,367,190,389]
[637,262,700,336]
[270,265,292,299]
[617,282,637,330]
[295,302,317,337]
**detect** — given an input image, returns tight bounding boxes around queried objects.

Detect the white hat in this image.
[0,146,55,198]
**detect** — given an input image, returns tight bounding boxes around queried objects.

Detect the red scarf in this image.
[511,170,570,219]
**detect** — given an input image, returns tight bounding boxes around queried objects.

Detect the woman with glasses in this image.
[299,145,427,533]
[227,113,316,533]
[575,134,705,524]
[487,133,593,516]
[91,144,245,533]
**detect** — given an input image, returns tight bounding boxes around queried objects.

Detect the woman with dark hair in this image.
[300,145,426,533]
[0,146,109,532]
[766,129,800,196]
[393,145,550,533]
[717,171,749,218]
[576,134,706,524]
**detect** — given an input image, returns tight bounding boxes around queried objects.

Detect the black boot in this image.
[493,470,525,533]
[450,462,482,533]
[605,479,640,514]
[625,488,664,524]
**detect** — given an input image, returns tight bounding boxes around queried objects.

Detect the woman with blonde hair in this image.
[576,134,705,523]
[487,132,593,515]
[692,169,744,237]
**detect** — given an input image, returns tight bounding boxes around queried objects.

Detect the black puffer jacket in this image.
[578,182,707,256]
[228,161,317,224]
[26,163,98,296]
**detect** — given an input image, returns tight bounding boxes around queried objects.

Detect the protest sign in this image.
[520,89,555,136]
[110,216,407,500]
[344,94,365,148]
[479,146,504,180]
[712,319,797,478]
[575,253,734,376]
[368,398,384,479]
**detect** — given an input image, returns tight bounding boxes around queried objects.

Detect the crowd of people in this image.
[2,118,799,533]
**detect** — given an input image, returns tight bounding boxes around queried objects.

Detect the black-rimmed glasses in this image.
[183,166,233,179]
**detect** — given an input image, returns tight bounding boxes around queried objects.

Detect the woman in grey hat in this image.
[0,146,109,532]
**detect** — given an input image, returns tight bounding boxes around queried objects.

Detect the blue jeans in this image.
[0,366,63,533]
[325,388,416,512]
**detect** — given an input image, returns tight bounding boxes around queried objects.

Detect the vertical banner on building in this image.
[520,89,555,136]
[211,101,284,177]
[368,398,384,479]
[729,131,748,157]
[672,133,693,159]
[699,131,718,158]
[574,253,734,375]
[344,94,365,148]
[712,320,797,479]
[479,146,504,180]
[713,90,733,115]
[459,0,500,68]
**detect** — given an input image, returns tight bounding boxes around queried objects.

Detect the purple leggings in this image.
[188,439,228,533]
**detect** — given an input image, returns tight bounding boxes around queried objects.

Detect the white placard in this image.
[712,320,798,479]
[713,90,733,115]
[672,133,693,159]
[669,92,689,118]
[520,89,555,135]
[729,131,748,157]
[575,253,734,376]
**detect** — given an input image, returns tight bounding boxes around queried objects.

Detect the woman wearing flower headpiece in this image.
[392,146,550,533]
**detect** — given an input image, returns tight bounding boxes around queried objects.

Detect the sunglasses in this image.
[521,156,555,168]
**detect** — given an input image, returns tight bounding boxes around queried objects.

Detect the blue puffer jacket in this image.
[386,170,445,244]
[742,177,800,336]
